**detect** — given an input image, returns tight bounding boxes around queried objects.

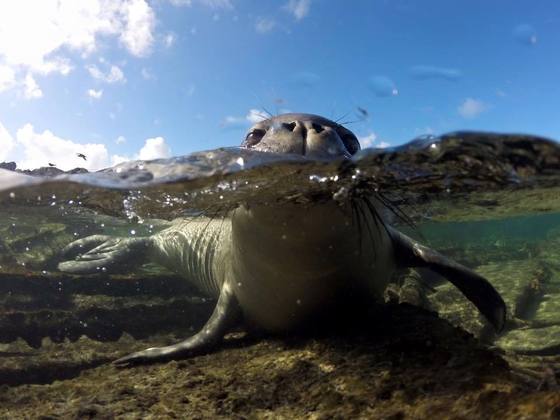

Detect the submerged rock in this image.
[1,304,559,419]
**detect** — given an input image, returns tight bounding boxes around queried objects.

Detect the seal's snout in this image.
[242,113,361,160]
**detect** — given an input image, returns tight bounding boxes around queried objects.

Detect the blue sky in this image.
[0,0,558,170]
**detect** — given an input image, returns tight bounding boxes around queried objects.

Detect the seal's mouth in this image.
[241,113,360,160]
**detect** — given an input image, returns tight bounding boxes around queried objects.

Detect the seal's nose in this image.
[302,120,351,159]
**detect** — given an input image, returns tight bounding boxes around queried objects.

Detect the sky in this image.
[0,0,559,170]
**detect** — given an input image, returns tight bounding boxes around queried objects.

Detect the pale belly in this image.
[229,201,396,333]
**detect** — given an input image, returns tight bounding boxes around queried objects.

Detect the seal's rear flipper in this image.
[113,281,241,366]
[388,226,506,332]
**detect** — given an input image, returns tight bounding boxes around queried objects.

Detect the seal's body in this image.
[59,114,506,366]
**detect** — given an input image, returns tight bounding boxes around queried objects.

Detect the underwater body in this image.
[1,121,560,417]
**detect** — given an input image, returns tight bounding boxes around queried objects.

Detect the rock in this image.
[22,167,65,177]
[0,162,16,171]
[429,259,546,339]
[496,325,560,355]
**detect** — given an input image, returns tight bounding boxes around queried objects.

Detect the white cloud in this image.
[111,136,171,164]
[111,154,130,166]
[23,74,43,99]
[87,64,126,83]
[14,123,110,170]
[284,0,311,20]
[120,0,155,57]
[0,121,16,161]
[255,18,276,33]
[137,136,171,160]
[169,0,233,8]
[378,141,390,148]
[163,32,176,48]
[0,65,16,92]
[458,98,488,119]
[0,0,155,96]
[358,132,377,148]
[87,88,103,99]
[0,118,174,169]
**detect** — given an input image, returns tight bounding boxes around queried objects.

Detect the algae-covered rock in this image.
[428,259,546,339]
[1,304,559,419]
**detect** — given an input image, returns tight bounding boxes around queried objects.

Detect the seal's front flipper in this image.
[113,282,241,367]
[58,236,152,274]
[388,226,506,332]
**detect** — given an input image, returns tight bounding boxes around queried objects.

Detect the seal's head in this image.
[241,113,360,159]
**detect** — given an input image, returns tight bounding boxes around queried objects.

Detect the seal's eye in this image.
[244,128,266,147]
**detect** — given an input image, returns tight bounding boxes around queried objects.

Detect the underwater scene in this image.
[1,131,560,418]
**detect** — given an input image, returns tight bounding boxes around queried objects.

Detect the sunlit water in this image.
[1,131,560,386]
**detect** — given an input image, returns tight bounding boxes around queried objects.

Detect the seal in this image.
[58,113,506,366]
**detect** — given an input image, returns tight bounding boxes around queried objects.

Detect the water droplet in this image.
[130,229,136,235]
[296,299,302,305]
[9,192,15,199]
[281,234,287,240]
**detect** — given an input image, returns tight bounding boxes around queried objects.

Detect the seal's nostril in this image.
[311,123,324,133]
[282,122,297,132]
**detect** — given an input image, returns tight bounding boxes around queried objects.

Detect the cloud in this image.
[23,74,43,99]
[358,132,377,148]
[163,32,176,48]
[0,65,16,92]
[137,136,172,160]
[0,0,155,96]
[255,18,276,34]
[513,24,537,46]
[87,88,103,99]
[13,123,110,170]
[458,98,488,119]
[87,64,126,83]
[0,121,16,162]
[168,0,233,9]
[410,65,462,81]
[111,154,130,166]
[0,119,173,170]
[112,136,172,164]
[378,141,390,148]
[284,0,312,20]
[119,0,155,57]
[368,75,398,97]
